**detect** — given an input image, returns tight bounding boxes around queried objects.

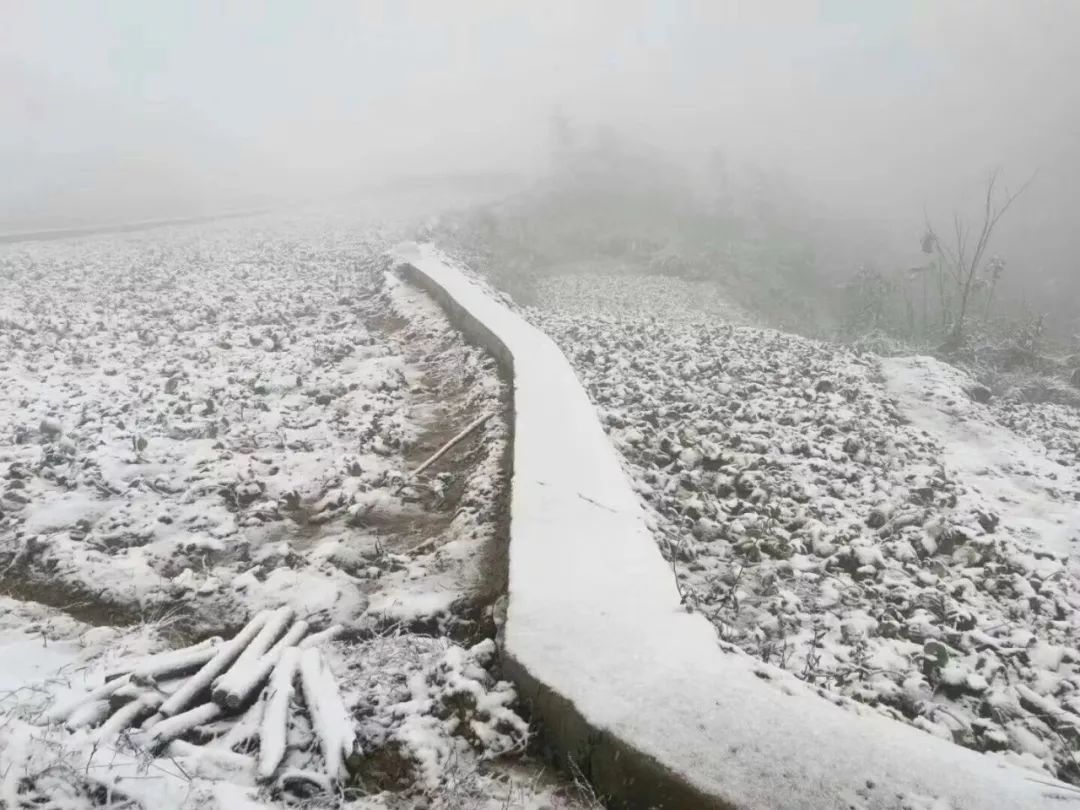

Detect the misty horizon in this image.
[3,2,1079,294]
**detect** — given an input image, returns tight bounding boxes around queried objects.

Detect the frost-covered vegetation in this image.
[431,126,827,335]
[435,130,1080,401]
[0,218,593,810]
[430,135,1080,785]
[526,273,1080,784]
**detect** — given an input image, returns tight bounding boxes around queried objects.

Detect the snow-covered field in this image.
[528,272,1080,785]
[0,219,593,809]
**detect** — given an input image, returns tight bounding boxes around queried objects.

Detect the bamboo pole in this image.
[258,647,300,780]
[298,648,358,779]
[143,702,223,751]
[213,619,308,709]
[413,413,491,476]
[95,693,163,741]
[46,674,131,724]
[106,637,222,683]
[159,611,270,717]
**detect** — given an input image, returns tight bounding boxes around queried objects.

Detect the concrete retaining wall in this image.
[394,242,1077,810]
[398,256,726,809]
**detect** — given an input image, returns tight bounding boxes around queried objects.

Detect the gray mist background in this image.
[2,1,1078,309]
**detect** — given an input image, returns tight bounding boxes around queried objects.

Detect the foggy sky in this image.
[3,0,1079,287]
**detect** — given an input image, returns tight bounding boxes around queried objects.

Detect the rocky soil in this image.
[528,272,1080,785]
[0,219,592,810]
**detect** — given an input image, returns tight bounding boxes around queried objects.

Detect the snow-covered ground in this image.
[883,355,1080,558]
[528,272,752,326]
[527,272,1080,785]
[0,219,594,809]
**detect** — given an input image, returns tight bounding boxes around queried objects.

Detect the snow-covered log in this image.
[212,614,306,709]
[64,699,112,731]
[45,674,131,723]
[110,680,146,704]
[130,641,222,684]
[139,711,164,731]
[297,648,358,779]
[257,646,300,780]
[211,697,264,752]
[167,740,257,782]
[142,702,222,750]
[105,637,222,683]
[159,610,270,717]
[297,623,343,649]
[95,693,163,741]
[267,620,309,656]
[211,607,293,691]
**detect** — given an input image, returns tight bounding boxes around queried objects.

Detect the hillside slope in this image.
[527,272,1080,784]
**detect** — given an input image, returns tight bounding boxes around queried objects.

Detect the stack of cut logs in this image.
[45,607,359,782]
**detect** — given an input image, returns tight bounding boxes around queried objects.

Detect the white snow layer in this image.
[882,355,1080,558]
[395,242,1078,810]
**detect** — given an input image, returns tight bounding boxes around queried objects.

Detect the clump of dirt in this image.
[351,740,416,792]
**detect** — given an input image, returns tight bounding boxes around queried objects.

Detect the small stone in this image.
[39,417,63,437]
[679,448,702,468]
[965,672,989,693]
[866,509,888,529]
[975,511,999,533]
[693,517,722,542]
[1,492,29,507]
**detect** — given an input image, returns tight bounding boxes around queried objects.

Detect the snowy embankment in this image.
[530,276,1080,787]
[399,244,1077,810]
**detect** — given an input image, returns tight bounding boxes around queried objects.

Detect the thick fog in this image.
[3,1,1078,300]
